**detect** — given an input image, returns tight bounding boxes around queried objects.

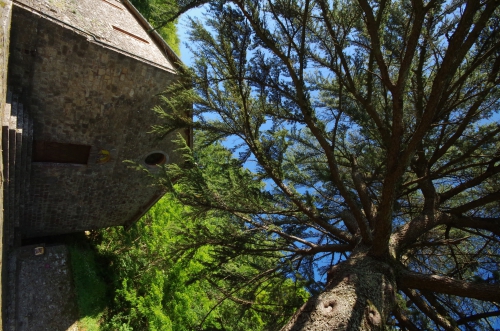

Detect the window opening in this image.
[144,152,166,166]
[32,141,91,164]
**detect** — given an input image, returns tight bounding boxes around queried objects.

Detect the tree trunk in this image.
[281,250,396,331]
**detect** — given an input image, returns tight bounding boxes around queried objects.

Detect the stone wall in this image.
[0,0,12,326]
[0,0,12,116]
[8,4,185,237]
[15,0,175,71]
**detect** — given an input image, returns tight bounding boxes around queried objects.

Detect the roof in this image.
[14,0,178,72]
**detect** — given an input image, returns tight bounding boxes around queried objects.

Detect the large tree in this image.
[155,0,500,329]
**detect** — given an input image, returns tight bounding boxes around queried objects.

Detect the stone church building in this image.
[0,0,189,328]
[4,0,187,240]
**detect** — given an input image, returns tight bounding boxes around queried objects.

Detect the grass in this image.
[67,234,109,331]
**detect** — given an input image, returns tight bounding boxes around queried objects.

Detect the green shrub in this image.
[68,237,108,331]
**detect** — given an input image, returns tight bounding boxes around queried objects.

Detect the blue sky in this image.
[178,7,206,65]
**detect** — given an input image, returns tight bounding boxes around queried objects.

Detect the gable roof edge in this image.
[12,0,178,74]
[121,0,183,72]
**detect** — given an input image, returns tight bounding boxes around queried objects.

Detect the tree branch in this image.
[428,94,497,167]
[392,304,421,331]
[402,288,460,331]
[391,213,500,255]
[351,156,376,227]
[315,0,390,143]
[292,244,353,256]
[399,270,500,303]
[357,0,394,90]
[235,1,365,244]
[457,310,500,325]
[399,0,498,192]
[448,191,500,214]
[433,126,500,177]
[409,236,470,248]
[439,164,500,204]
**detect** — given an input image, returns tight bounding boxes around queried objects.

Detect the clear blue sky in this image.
[178,7,206,65]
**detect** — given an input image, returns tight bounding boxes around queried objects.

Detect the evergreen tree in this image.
[96,194,307,331]
[130,0,180,54]
[154,0,500,329]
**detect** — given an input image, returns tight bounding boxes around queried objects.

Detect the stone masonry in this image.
[0,1,13,326]
[0,0,190,329]
[6,0,187,238]
[6,245,79,331]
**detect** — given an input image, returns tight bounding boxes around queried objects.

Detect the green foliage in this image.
[68,236,108,331]
[153,0,500,329]
[130,0,180,54]
[93,194,308,330]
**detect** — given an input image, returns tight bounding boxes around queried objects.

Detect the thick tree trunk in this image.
[281,250,396,331]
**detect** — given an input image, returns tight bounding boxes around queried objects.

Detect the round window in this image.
[144,152,166,166]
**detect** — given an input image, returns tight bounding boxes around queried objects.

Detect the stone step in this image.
[15,101,32,236]
[14,99,24,233]
[2,92,32,250]
[2,92,37,331]
[2,90,12,250]
[8,95,18,249]
[21,110,32,230]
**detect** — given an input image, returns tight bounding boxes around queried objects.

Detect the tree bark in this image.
[280,250,396,331]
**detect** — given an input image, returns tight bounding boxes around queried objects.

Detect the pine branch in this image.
[402,288,460,331]
[398,270,500,302]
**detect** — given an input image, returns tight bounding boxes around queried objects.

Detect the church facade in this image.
[3,0,188,240]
